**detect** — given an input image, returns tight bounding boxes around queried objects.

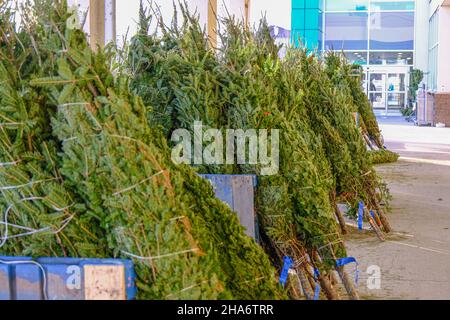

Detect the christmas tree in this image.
[1,0,284,300]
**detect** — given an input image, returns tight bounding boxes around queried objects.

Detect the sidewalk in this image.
[346,116,450,300]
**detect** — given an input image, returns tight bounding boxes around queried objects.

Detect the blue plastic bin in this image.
[0,256,136,300]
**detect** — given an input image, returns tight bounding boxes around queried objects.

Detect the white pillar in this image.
[414,0,429,75]
[437,5,450,92]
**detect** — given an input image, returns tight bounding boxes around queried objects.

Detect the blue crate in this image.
[0,256,136,300]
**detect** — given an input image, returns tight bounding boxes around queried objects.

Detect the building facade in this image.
[290,0,450,124]
[415,0,450,126]
[65,0,450,124]
[292,0,416,114]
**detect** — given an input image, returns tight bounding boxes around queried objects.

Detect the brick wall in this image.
[434,93,450,126]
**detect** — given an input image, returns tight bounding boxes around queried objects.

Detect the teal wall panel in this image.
[291,9,305,30]
[305,29,320,48]
[305,9,319,29]
[305,0,321,9]
[292,0,321,11]
[292,0,305,9]
[291,0,322,50]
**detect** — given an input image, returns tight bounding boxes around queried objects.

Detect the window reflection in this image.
[371,1,415,11]
[370,93,385,109]
[369,52,413,65]
[370,73,385,92]
[343,52,368,65]
[387,93,406,108]
[370,12,414,50]
[387,74,406,92]
[325,13,368,50]
[325,0,369,11]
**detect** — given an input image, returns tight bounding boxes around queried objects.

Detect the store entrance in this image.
[364,67,409,114]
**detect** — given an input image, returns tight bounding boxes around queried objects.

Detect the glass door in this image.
[386,73,406,110]
[368,71,407,112]
[369,73,386,110]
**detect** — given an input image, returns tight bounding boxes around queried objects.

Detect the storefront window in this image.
[325,0,369,11]
[369,12,414,50]
[387,73,406,92]
[325,12,368,50]
[371,1,415,11]
[344,52,368,65]
[369,52,413,65]
[316,0,414,112]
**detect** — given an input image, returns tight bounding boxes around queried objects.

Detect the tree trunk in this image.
[337,266,360,300]
[288,269,311,300]
[318,274,341,300]
[374,202,392,233]
[312,251,341,300]
[334,202,348,235]
[365,208,385,241]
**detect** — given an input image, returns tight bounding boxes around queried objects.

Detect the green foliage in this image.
[129,7,392,292]
[400,107,414,117]
[401,68,424,116]
[0,0,283,300]
[368,150,400,165]
[1,0,394,300]
[128,9,393,290]
[324,53,384,149]
[0,0,109,259]
[408,69,424,104]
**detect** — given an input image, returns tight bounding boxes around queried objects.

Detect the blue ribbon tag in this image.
[313,268,321,300]
[358,202,364,230]
[336,257,359,284]
[313,283,321,300]
[279,256,293,287]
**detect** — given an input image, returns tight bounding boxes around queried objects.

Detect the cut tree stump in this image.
[337,266,360,300]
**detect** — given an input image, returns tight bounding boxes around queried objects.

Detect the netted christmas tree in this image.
[128,5,377,299]
[0,0,109,258]
[324,52,384,149]
[0,0,284,300]
[325,52,399,165]
[1,0,395,301]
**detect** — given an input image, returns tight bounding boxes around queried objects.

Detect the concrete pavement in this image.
[345,116,450,300]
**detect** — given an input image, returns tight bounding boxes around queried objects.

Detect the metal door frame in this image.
[364,65,410,114]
